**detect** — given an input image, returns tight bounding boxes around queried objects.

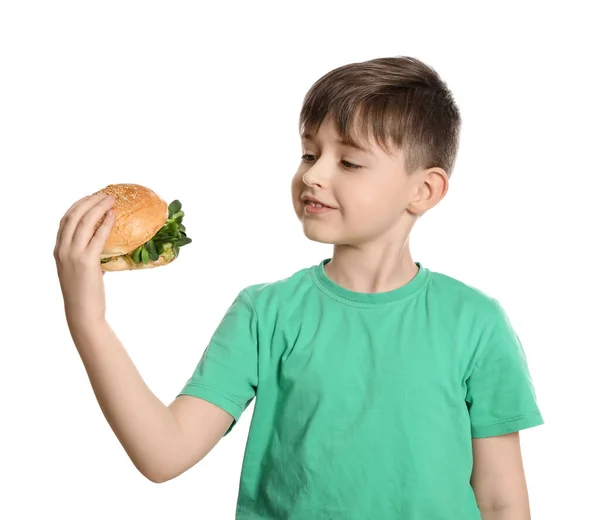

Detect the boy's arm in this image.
[71,320,234,483]
[471,432,531,520]
[55,192,234,484]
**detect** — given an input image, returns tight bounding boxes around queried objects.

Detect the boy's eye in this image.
[341,160,361,170]
[301,154,362,170]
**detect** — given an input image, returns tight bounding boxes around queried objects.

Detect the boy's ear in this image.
[407,168,449,215]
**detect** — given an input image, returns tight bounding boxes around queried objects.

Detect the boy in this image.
[54,56,543,519]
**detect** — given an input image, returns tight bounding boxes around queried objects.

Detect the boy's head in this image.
[291,56,462,247]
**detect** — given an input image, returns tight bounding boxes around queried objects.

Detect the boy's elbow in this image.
[140,461,182,484]
[138,459,194,484]
[145,471,170,484]
[141,466,177,484]
[131,458,176,484]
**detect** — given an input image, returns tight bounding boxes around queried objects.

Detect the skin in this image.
[472,433,532,519]
[291,114,532,518]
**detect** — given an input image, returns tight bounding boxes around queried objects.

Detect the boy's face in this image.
[291,116,423,246]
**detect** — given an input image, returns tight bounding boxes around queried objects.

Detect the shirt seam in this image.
[471,410,542,429]
[463,311,498,382]
[309,267,432,309]
[241,288,261,385]
[181,382,244,415]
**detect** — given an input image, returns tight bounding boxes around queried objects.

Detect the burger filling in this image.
[101,199,191,266]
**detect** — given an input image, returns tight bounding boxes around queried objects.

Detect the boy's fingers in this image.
[88,208,116,258]
[57,192,108,251]
[55,195,91,253]
[70,195,115,253]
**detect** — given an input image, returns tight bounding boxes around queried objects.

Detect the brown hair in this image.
[299,56,462,177]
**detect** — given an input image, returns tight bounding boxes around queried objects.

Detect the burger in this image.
[93,183,192,272]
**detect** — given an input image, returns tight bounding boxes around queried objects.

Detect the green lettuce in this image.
[101,199,192,265]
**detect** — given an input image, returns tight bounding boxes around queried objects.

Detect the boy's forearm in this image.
[70,319,183,482]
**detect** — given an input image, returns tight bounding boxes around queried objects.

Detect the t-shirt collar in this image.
[311,258,430,307]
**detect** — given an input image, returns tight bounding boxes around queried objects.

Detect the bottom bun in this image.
[101,252,176,272]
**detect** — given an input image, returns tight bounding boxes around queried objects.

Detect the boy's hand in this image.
[54,192,116,330]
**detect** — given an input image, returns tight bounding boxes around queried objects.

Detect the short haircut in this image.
[299,56,462,177]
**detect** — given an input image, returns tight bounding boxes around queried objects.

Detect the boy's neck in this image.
[325,241,419,294]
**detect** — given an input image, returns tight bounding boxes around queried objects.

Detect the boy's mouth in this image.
[306,200,330,209]
[303,197,336,215]
[302,194,335,209]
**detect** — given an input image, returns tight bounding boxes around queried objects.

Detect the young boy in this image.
[54,56,543,519]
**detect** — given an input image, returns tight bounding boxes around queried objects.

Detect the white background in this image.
[1,1,598,518]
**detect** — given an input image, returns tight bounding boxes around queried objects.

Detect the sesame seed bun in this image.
[92,183,170,271]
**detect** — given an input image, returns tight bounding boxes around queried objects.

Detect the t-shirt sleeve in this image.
[465,301,544,438]
[177,289,258,435]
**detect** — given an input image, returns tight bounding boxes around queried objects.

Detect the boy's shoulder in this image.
[427,266,507,320]
[241,263,315,304]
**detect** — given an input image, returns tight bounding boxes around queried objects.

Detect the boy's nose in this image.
[302,166,330,188]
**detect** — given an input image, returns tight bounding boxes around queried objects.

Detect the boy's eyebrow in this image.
[302,133,374,155]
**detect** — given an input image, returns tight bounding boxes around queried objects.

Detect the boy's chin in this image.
[301,222,342,245]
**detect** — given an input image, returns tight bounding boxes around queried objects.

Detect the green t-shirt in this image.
[179,259,543,519]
